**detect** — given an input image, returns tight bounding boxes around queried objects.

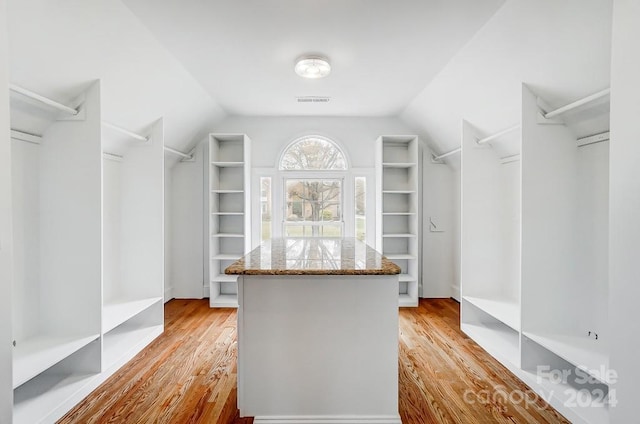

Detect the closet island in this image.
[227,238,402,424]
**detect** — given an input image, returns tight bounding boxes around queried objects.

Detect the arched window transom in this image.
[279,136,347,171]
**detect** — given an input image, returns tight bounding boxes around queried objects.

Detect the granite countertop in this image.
[225,238,401,276]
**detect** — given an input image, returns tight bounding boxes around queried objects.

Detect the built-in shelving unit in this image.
[101,115,165,371]
[9,80,165,424]
[10,82,103,424]
[208,133,251,307]
[376,135,420,307]
[461,83,611,424]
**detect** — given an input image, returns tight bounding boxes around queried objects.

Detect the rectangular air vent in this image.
[296,96,331,103]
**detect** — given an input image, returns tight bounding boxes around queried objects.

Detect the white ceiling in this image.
[6,0,613,167]
[401,0,613,165]
[7,0,226,159]
[121,0,505,116]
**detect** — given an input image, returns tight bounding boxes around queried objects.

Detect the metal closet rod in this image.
[102,121,149,142]
[543,88,610,119]
[9,84,79,116]
[10,84,193,159]
[433,147,461,161]
[164,146,193,160]
[476,124,520,145]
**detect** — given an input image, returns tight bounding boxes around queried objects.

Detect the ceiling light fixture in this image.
[295,56,331,79]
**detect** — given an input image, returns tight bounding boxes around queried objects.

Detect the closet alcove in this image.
[461,83,611,424]
[9,80,165,424]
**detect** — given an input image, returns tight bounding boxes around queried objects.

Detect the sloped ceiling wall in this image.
[7,0,226,163]
[401,0,612,167]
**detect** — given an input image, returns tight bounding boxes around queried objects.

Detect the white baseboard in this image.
[450,284,460,302]
[254,415,402,424]
[164,286,174,303]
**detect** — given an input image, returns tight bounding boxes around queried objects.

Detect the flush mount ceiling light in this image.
[295,56,331,79]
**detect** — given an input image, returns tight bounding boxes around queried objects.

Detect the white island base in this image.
[237,274,401,424]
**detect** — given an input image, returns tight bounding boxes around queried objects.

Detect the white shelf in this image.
[13,334,100,389]
[14,372,98,424]
[523,331,611,384]
[102,297,163,334]
[463,295,520,332]
[211,189,243,194]
[384,253,416,260]
[398,273,417,282]
[210,293,238,308]
[211,232,244,238]
[211,161,244,167]
[519,368,610,424]
[462,323,520,367]
[383,233,417,238]
[103,322,163,369]
[382,162,416,168]
[382,212,416,216]
[212,274,238,283]
[211,253,241,260]
[382,190,415,194]
[399,293,418,307]
[211,211,244,216]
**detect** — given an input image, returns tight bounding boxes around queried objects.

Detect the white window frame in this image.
[251,136,376,247]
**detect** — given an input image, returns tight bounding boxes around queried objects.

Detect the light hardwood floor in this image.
[58,299,568,423]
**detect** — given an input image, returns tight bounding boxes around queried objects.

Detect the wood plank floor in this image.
[58,299,568,424]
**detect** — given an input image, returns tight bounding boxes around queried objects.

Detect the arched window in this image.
[279,136,347,171]
[277,136,348,237]
[257,135,371,244]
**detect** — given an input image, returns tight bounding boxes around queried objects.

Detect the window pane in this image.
[280,137,346,170]
[260,177,271,241]
[355,177,366,241]
[285,178,342,237]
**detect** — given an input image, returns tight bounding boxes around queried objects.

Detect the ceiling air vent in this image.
[296,96,331,103]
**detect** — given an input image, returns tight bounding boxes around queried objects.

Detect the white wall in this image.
[451,170,461,301]
[609,0,640,421]
[170,116,455,299]
[102,158,122,305]
[164,163,173,301]
[170,142,205,299]
[0,0,14,419]
[422,156,455,298]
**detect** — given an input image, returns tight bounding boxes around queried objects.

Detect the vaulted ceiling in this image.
[121,0,505,116]
[6,0,613,166]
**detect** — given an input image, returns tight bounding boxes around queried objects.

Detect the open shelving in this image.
[460,93,522,369]
[209,134,251,308]
[101,116,164,370]
[8,80,165,423]
[462,295,520,332]
[461,83,612,424]
[102,297,163,334]
[376,135,420,307]
[10,82,104,424]
[102,301,163,370]
[12,334,100,389]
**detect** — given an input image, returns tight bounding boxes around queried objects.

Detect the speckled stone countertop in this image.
[225,238,401,275]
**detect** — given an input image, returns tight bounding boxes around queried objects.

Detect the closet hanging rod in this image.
[9,84,79,116]
[102,121,149,142]
[10,129,42,144]
[164,146,193,160]
[577,131,610,147]
[103,152,123,162]
[432,147,461,161]
[543,88,610,119]
[476,125,520,145]
[500,154,520,164]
